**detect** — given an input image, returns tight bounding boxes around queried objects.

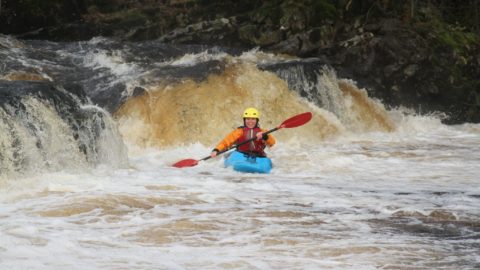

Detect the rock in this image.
[159,17,237,45]
[403,64,418,78]
[268,26,334,56]
[132,86,147,97]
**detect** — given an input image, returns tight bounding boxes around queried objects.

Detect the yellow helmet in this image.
[243,107,260,119]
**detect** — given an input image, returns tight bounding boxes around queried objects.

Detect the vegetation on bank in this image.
[1,1,478,50]
[1,1,478,36]
[1,1,478,66]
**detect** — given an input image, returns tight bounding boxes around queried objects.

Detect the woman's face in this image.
[244,118,258,128]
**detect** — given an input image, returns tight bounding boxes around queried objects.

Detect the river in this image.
[0,35,479,269]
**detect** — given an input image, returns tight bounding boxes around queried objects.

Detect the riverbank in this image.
[1,0,479,123]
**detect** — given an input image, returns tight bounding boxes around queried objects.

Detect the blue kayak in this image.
[224,151,272,174]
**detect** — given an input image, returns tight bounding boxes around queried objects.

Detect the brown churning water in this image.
[115,62,393,148]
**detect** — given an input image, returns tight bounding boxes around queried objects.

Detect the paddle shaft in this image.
[172,112,312,168]
[197,127,280,162]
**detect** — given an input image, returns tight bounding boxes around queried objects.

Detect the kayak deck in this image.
[224,151,272,174]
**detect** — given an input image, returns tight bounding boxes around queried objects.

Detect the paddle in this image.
[172,112,313,168]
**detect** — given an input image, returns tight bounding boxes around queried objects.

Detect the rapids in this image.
[0,35,479,269]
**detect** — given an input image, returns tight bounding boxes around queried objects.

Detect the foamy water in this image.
[1,35,479,269]
[1,116,479,270]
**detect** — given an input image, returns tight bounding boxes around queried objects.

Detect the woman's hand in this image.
[256,132,268,141]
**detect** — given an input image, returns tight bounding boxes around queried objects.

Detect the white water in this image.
[1,114,479,270]
[1,36,479,269]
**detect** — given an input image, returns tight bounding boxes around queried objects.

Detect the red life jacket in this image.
[236,126,267,157]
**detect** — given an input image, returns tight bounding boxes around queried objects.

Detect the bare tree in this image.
[475,0,479,33]
[410,0,417,20]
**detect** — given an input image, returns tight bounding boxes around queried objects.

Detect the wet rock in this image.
[268,26,334,56]
[323,18,480,123]
[238,24,284,46]
[158,17,240,46]
[132,86,147,97]
[91,82,127,113]
[403,64,419,78]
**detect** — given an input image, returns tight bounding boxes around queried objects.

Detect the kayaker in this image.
[210,108,276,158]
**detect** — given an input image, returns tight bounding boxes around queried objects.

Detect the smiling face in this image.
[244,117,258,128]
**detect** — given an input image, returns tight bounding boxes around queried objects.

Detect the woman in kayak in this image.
[210,107,276,158]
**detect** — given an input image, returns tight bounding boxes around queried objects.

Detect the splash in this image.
[0,81,128,178]
[115,61,396,149]
[0,97,88,176]
[337,80,395,132]
[115,62,340,148]
[270,64,395,134]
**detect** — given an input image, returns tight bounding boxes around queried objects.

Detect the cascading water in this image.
[0,35,479,269]
[0,80,128,177]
